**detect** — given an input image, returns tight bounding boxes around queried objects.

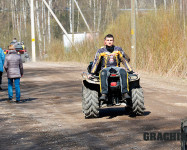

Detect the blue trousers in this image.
[8,78,20,101]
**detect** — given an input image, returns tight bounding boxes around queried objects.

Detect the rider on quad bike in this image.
[82,34,144,118]
[90,34,133,102]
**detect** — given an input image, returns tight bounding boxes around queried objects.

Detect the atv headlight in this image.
[130,76,137,80]
[129,75,139,81]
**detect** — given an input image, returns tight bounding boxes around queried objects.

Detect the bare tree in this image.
[154,0,157,13]
[42,0,46,55]
[180,0,183,16]
[48,0,52,43]
[77,2,80,33]
[89,0,92,8]
[183,0,186,38]
[36,0,42,58]
[93,0,96,31]
[16,1,21,41]
[164,0,167,9]
[69,0,72,33]
[97,0,101,32]
[23,0,27,37]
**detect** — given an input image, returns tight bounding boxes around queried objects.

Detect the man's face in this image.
[105,37,114,47]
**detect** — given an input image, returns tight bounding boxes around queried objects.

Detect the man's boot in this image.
[122,93,130,100]
[99,94,107,101]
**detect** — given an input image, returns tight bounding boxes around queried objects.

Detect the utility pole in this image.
[31,0,36,62]
[48,0,52,43]
[69,0,72,33]
[131,0,136,69]
[183,0,186,38]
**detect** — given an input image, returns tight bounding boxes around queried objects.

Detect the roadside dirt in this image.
[0,62,187,150]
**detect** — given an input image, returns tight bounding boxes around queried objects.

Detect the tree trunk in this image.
[19,9,22,41]
[11,0,15,35]
[42,0,46,55]
[183,0,186,38]
[17,12,21,41]
[180,0,183,17]
[23,0,27,37]
[135,0,138,15]
[89,0,92,8]
[154,0,157,13]
[164,0,167,10]
[72,0,74,43]
[69,0,72,33]
[48,0,52,43]
[93,0,96,32]
[97,0,101,32]
[77,5,80,33]
[173,0,175,15]
[36,0,42,59]
[117,0,120,9]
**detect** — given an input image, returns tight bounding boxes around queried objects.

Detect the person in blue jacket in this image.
[0,47,5,90]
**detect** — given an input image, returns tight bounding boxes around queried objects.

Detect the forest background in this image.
[0,0,186,77]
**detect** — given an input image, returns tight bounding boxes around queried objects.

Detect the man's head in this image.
[104,34,114,47]
[8,45,16,54]
[9,45,15,50]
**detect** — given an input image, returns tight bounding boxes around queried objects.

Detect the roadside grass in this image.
[46,7,187,78]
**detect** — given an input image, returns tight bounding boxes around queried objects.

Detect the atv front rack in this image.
[81,72,100,84]
[82,72,140,84]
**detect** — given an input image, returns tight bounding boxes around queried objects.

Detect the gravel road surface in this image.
[0,62,187,150]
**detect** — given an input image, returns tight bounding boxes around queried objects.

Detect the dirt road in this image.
[0,62,187,150]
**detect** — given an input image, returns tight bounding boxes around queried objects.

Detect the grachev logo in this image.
[143,132,186,141]
[143,120,187,149]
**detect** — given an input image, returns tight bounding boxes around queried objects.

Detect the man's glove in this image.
[88,73,94,79]
[128,71,134,74]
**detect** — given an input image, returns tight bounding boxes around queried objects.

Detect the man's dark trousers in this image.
[99,67,128,94]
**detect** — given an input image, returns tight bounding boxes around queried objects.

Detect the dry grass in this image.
[136,9,187,77]
[45,38,97,63]
[45,39,65,62]
[46,8,187,78]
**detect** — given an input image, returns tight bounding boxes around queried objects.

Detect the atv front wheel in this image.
[82,81,99,118]
[181,124,187,150]
[131,88,145,116]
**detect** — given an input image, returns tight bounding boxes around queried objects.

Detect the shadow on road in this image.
[0,98,38,103]
[21,98,38,103]
[99,107,151,119]
[0,116,180,150]
[0,98,9,102]
[0,88,8,92]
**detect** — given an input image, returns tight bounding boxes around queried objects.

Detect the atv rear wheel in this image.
[181,125,187,150]
[82,82,99,118]
[131,88,145,116]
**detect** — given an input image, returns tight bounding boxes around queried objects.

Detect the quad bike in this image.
[181,119,187,150]
[81,62,145,118]
[5,43,30,63]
